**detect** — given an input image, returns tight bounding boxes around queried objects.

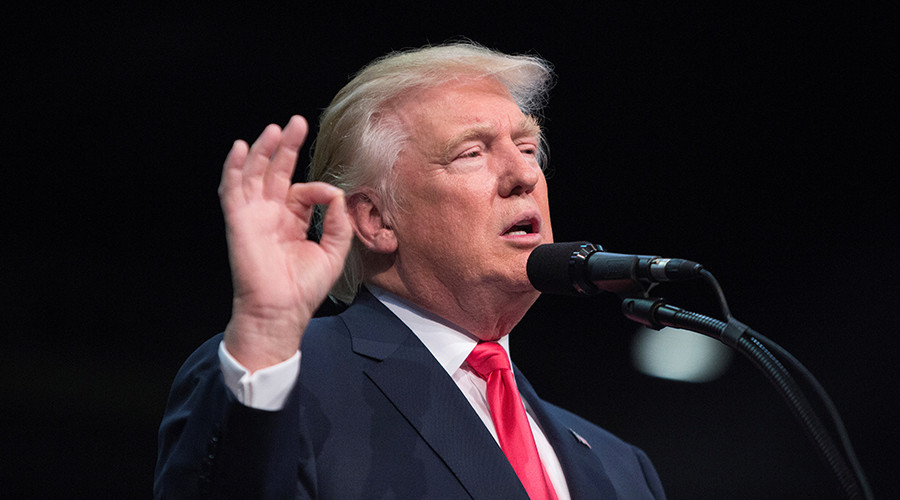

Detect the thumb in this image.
[318,188,353,261]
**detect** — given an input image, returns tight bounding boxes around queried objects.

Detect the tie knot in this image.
[466,342,511,379]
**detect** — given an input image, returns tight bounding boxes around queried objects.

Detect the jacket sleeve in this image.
[153,334,313,499]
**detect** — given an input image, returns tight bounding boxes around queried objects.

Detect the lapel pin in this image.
[569,428,591,449]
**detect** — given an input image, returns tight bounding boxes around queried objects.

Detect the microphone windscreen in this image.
[526,241,591,295]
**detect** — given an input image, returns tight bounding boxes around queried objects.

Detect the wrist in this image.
[223,310,308,373]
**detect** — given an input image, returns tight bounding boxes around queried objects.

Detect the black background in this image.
[5,3,896,498]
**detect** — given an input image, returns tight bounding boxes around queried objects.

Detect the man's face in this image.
[386,77,554,304]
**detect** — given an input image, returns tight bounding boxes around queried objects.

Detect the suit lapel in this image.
[340,291,530,499]
[514,368,620,500]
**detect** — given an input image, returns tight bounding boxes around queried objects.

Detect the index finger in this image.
[284,181,345,220]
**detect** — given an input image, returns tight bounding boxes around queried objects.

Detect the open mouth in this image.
[502,218,538,236]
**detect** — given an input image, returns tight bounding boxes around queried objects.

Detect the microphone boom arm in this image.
[621,295,873,500]
[527,241,872,498]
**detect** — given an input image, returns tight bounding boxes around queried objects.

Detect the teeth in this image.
[504,220,535,236]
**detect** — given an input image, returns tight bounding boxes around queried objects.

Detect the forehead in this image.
[390,77,530,142]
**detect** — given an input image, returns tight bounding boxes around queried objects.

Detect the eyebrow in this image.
[435,115,542,163]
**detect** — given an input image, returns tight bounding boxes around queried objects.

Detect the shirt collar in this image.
[368,285,511,377]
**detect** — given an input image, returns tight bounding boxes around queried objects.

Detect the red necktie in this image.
[466,342,559,500]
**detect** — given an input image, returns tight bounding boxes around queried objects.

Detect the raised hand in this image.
[219,115,352,372]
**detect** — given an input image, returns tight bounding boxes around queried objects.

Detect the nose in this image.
[497,143,541,197]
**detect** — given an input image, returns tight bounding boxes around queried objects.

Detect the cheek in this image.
[535,184,554,236]
[424,178,496,215]
[395,169,500,238]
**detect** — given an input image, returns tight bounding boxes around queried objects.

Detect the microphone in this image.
[527,241,704,296]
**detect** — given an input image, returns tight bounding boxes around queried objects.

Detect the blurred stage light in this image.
[631,326,733,382]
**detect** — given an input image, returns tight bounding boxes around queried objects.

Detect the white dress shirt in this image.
[219,287,570,499]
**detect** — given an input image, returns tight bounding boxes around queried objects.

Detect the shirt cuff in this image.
[218,341,301,411]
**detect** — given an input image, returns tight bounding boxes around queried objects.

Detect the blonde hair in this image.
[308,41,554,303]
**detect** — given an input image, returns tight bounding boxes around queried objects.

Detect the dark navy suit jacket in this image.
[155,289,665,499]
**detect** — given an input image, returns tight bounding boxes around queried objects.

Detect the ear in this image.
[346,189,398,254]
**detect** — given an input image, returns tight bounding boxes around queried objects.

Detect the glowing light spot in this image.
[631,326,733,383]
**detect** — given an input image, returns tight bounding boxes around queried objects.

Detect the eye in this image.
[456,148,482,160]
[518,144,538,156]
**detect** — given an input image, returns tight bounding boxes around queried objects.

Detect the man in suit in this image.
[155,42,666,499]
